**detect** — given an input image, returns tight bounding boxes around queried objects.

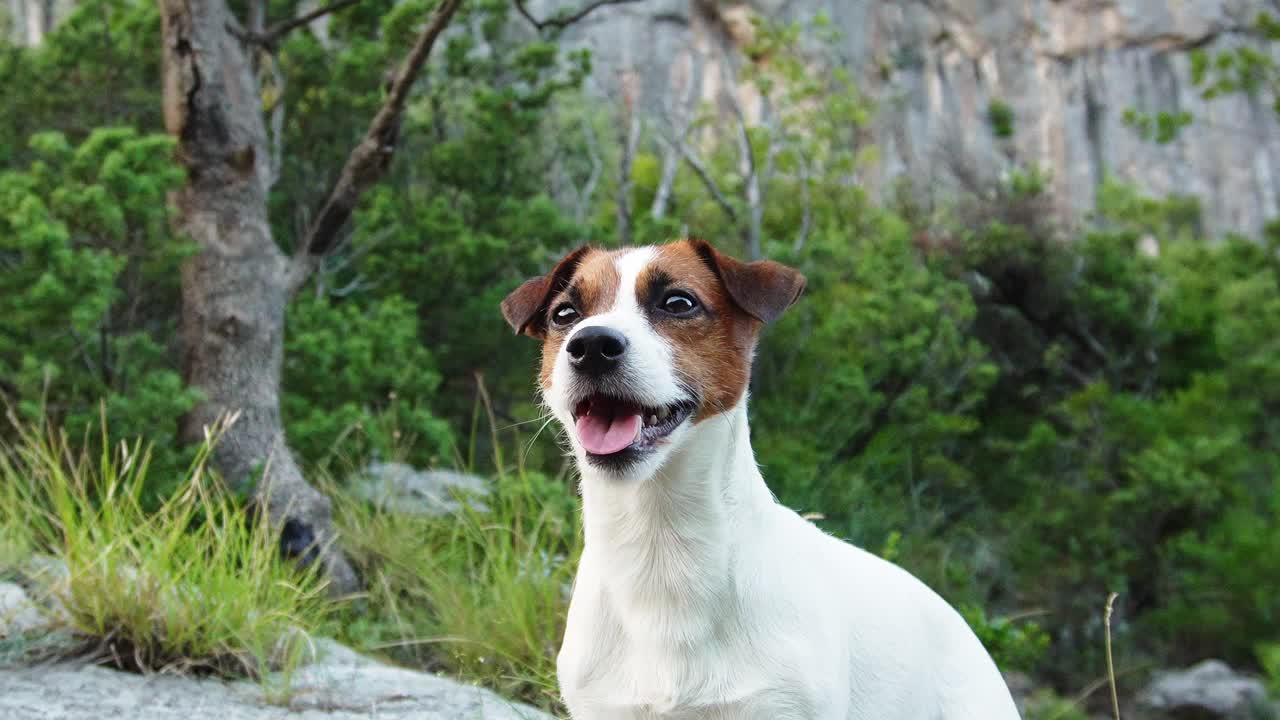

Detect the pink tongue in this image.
[576,412,641,455]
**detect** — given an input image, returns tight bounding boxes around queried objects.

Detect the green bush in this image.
[0,128,198,498]
[988,99,1015,139]
[284,293,453,469]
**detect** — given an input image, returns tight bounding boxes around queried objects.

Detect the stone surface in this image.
[353,462,490,516]
[1001,670,1035,716]
[0,638,551,720]
[1136,659,1274,719]
[534,0,1280,238]
[0,582,46,637]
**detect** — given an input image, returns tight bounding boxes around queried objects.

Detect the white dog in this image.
[502,239,1020,719]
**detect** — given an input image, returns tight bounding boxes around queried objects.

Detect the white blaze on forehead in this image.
[611,247,657,312]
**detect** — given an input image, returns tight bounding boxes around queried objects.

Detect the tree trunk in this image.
[159,0,358,594]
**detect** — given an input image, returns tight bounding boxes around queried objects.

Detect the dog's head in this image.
[502,239,805,479]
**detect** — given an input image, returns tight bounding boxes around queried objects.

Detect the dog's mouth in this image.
[571,394,696,458]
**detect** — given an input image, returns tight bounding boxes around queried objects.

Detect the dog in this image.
[502,239,1020,719]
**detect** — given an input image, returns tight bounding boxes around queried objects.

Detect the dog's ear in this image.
[690,240,806,323]
[501,245,594,338]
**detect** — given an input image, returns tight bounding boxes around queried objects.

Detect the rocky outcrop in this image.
[538,0,1280,238]
[1136,659,1276,719]
[0,641,551,719]
[0,581,550,720]
[352,462,491,516]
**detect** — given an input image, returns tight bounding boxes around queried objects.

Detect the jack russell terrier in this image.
[502,239,1020,719]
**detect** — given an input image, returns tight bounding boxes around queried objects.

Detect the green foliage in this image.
[1126,11,1280,143]
[1121,108,1193,144]
[284,294,452,468]
[988,99,1015,139]
[275,0,590,452]
[960,605,1050,673]
[1260,644,1280,696]
[0,128,198,496]
[1190,13,1280,100]
[0,0,162,165]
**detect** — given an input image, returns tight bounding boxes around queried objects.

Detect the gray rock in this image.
[352,462,491,516]
[0,637,552,720]
[1137,659,1274,719]
[1002,670,1035,716]
[0,582,46,637]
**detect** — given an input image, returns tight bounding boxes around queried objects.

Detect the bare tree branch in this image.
[793,146,812,252]
[265,52,286,189]
[289,0,465,289]
[616,111,640,242]
[718,53,763,260]
[651,140,679,221]
[615,68,641,244]
[514,0,644,32]
[676,138,739,229]
[652,49,704,220]
[260,0,363,47]
[578,114,604,223]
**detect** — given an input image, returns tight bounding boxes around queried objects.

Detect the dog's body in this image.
[503,241,1020,719]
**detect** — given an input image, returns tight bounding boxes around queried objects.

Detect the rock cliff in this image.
[540,0,1280,237]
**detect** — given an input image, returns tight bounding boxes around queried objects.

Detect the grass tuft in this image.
[0,413,332,694]
[332,464,580,712]
[327,380,581,714]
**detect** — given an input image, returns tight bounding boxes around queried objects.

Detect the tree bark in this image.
[159,0,358,594]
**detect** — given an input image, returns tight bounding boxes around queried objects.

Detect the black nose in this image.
[566,326,628,377]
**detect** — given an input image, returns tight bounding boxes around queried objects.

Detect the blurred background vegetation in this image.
[1,0,1279,716]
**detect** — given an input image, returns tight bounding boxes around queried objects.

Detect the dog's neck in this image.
[575,398,773,639]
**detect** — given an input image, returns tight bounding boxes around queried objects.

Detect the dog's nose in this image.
[566,326,628,376]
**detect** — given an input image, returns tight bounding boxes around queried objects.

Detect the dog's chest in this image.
[559,588,821,720]
[564,653,816,720]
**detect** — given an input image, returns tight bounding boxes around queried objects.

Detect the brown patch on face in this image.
[537,249,622,389]
[638,241,761,422]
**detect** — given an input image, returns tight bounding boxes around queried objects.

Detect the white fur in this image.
[547,249,1021,719]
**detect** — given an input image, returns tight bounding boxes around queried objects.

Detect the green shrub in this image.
[1260,644,1280,696]
[961,604,1050,673]
[988,99,1015,139]
[0,127,197,501]
[283,293,453,469]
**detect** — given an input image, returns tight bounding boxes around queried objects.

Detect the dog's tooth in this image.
[658,407,670,420]
[647,414,658,426]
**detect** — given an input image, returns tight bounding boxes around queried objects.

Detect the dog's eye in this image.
[551,303,580,327]
[660,291,699,316]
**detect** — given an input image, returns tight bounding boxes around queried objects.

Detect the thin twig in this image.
[1105,592,1121,720]
[513,0,644,32]
[676,140,740,228]
[719,50,762,259]
[263,0,364,45]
